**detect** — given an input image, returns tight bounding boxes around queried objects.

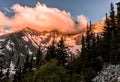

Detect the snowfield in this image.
[2,61,15,78]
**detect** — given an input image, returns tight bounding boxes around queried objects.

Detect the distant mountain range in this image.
[0,21,105,68]
[0,27,83,67]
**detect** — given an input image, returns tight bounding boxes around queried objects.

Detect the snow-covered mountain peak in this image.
[0,26,82,60]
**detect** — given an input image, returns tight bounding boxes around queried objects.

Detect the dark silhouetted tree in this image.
[45,39,57,61]
[36,46,43,67]
[56,37,69,67]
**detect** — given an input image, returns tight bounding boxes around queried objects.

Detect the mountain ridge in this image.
[0,27,83,67]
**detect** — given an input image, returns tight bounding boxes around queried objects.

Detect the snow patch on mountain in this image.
[69,45,81,54]
[65,38,81,54]
[6,40,14,51]
[20,53,24,56]
[47,37,54,46]
[6,40,12,51]
[22,36,29,42]
[0,39,6,42]
[2,61,15,78]
[23,31,50,47]
[28,48,33,55]
[9,61,15,76]
[0,27,82,59]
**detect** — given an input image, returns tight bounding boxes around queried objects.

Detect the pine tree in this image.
[24,54,30,70]
[56,37,69,67]
[0,55,4,78]
[19,54,33,82]
[15,56,20,69]
[79,22,103,81]
[103,13,111,43]
[5,68,10,80]
[13,56,21,82]
[102,13,112,62]
[13,67,22,82]
[29,54,33,70]
[80,22,93,67]
[116,2,120,62]
[81,35,85,49]
[86,23,91,49]
[109,3,116,31]
[0,66,3,78]
[36,46,43,67]
[95,34,103,62]
[45,39,57,61]
[102,3,118,63]
[109,30,118,63]
[116,2,120,28]
[116,2,120,38]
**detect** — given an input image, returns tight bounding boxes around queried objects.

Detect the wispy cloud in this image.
[0,2,88,34]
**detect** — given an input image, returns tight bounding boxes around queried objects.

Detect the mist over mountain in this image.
[0,27,85,68]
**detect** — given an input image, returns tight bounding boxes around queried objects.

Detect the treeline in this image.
[1,2,120,82]
[78,2,120,81]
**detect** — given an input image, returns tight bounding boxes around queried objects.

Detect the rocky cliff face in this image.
[92,21,105,33]
[0,27,82,67]
[0,20,105,68]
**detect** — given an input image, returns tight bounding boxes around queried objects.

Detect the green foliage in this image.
[34,59,70,82]
[19,59,73,82]
[19,70,34,82]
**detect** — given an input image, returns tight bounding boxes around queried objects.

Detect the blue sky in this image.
[0,0,117,23]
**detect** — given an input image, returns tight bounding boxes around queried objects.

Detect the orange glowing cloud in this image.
[0,2,88,34]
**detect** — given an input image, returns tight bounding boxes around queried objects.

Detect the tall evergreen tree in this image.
[79,22,103,82]
[29,54,34,70]
[45,39,57,61]
[116,2,120,38]
[13,67,22,82]
[117,2,120,27]
[116,2,120,62]
[109,30,118,63]
[86,23,91,49]
[109,3,116,30]
[23,54,30,70]
[15,56,20,69]
[102,3,118,63]
[102,13,112,62]
[103,13,111,43]
[56,37,69,67]
[13,56,22,82]
[36,46,43,67]
[0,55,4,78]
[5,68,10,80]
